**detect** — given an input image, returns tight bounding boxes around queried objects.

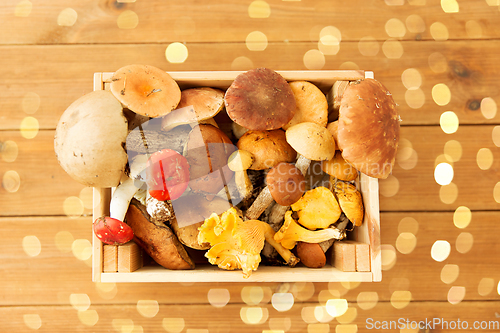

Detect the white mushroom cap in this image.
[54,90,128,188]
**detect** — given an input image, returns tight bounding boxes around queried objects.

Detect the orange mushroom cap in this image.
[110,64,181,118]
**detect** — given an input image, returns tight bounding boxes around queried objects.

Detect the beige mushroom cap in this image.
[283,80,328,130]
[337,78,400,179]
[54,90,128,188]
[110,64,181,118]
[285,122,336,161]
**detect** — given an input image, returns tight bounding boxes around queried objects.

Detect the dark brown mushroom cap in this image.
[266,162,305,206]
[337,78,400,179]
[224,68,296,131]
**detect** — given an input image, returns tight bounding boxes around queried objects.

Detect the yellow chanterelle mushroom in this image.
[332,181,364,227]
[274,211,346,250]
[290,186,341,230]
[198,207,298,278]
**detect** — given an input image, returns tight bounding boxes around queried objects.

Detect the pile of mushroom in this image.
[54,65,400,276]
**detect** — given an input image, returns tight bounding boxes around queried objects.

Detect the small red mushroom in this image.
[93,216,134,245]
[146,148,190,201]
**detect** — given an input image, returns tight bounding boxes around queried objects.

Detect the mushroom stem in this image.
[268,203,288,225]
[318,238,335,253]
[245,186,272,220]
[295,154,312,175]
[267,156,312,225]
[262,223,300,267]
[227,150,254,201]
[274,211,346,250]
[110,176,142,222]
[109,155,148,222]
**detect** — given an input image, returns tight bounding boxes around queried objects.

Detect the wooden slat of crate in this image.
[92,69,379,283]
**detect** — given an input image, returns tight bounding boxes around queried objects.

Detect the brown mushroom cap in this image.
[237,129,297,170]
[282,80,328,130]
[110,64,181,118]
[224,68,296,131]
[185,124,236,195]
[54,90,128,188]
[161,87,225,131]
[266,162,306,206]
[296,242,327,268]
[337,78,400,179]
[285,122,336,161]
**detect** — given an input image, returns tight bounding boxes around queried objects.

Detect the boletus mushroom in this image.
[54,90,128,188]
[285,122,336,174]
[225,68,296,131]
[337,78,400,179]
[110,64,181,118]
[266,162,306,206]
[296,242,327,268]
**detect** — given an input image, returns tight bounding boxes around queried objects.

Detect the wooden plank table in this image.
[1,0,499,332]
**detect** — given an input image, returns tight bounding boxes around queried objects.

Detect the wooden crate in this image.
[92,70,381,283]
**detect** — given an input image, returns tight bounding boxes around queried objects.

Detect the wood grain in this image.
[1,0,499,330]
[1,301,499,333]
[1,0,500,45]
[1,40,499,130]
[2,212,498,306]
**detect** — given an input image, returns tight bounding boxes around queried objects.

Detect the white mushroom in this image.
[54,90,128,188]
[109,154,149,223]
